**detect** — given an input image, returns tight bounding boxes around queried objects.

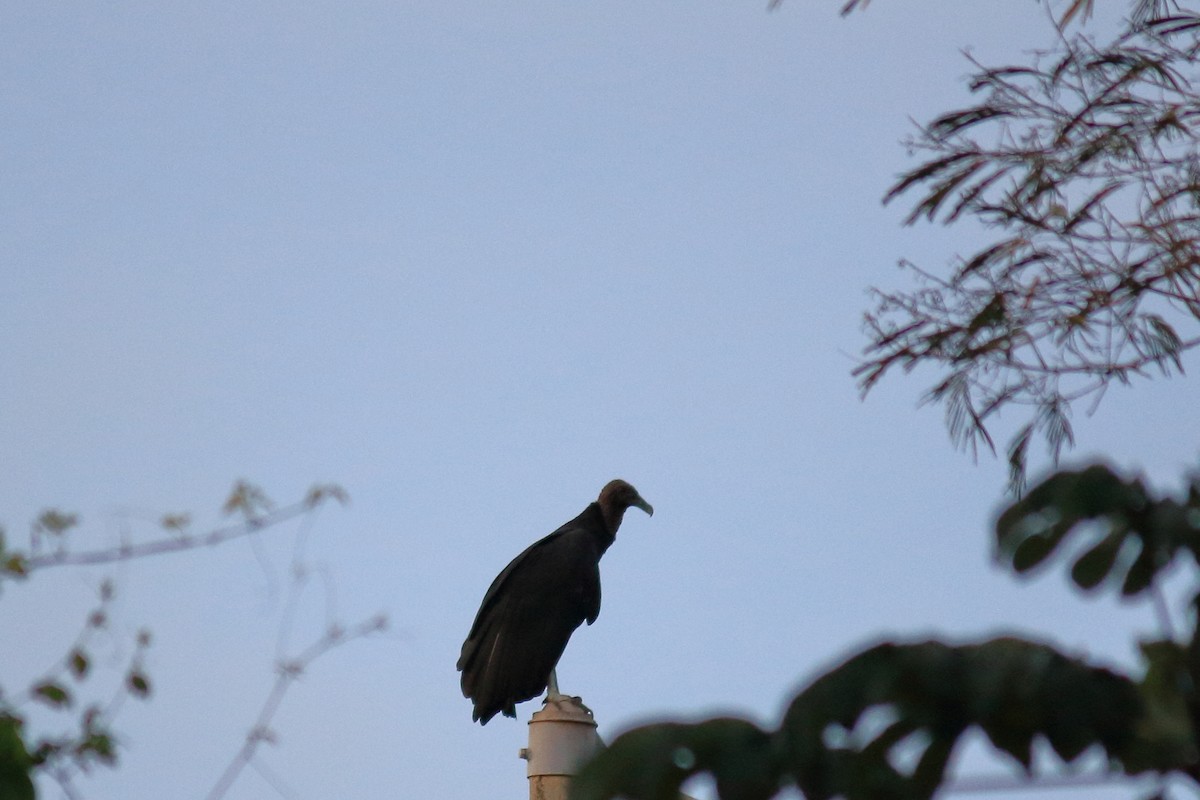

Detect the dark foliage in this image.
[573,464,1200,800]
[575,634,1157,800]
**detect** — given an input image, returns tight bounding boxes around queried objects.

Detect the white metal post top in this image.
[520,696,603,778]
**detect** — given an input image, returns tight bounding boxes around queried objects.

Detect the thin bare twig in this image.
[204,615,386,800]
[25,503,316,572]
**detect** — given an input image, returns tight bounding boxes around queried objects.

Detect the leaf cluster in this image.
[997,463,1200,596]
[575,638,1147,800]
[0,580,153,798]
[856,8,1200,487]
[573,463,1200,800]
[995,463,1200,772]
[0,480,353,797]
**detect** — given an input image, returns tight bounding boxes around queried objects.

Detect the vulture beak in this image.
[633,496,654,517]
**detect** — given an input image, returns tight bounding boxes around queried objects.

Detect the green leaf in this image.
[983,723,1034,770]
[34,682,71,708]
[75,732,117,767]
[996,464,1195,598]
[0,715,34,800]
[3,554,27,577]
[573,718,776,800]
[1121,548,1158,596]
[781,638,1137,794]
[1011,532,1058,572]
[577,635,1153,800]
[1123,640,1199,771]
[305,483,350,508]
[1006,424,1033,495]
[159,513,190,532]
[35,509,78,536]
[779,641,966,799]
[1070,530,1126,590]
[1143,313,1183,371]
[127,672,151,698]
[965,293,1007,335]
[909,737,954,797]
[69,648,90,680]
[222,480,273,519]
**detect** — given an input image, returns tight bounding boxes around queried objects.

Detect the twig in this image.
[204,615,386,800]
[26,503,316,571]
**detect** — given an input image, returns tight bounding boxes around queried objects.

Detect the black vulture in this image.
[457,479,653,724]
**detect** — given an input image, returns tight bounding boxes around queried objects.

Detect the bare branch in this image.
[204,614,386,800]
[23,484,347,573]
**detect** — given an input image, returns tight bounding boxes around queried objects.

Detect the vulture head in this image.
[597,478,654,533]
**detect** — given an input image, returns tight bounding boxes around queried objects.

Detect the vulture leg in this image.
[544,667,592,714]
[546,667,564,701]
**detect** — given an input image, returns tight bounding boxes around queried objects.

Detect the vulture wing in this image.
[457,506,606,724]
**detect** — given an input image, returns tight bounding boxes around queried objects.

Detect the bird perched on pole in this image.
[457,479,653,724]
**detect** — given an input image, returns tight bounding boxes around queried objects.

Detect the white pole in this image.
[519,697,603,800]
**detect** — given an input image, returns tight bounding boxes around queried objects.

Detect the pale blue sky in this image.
[3,2,1198,799]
